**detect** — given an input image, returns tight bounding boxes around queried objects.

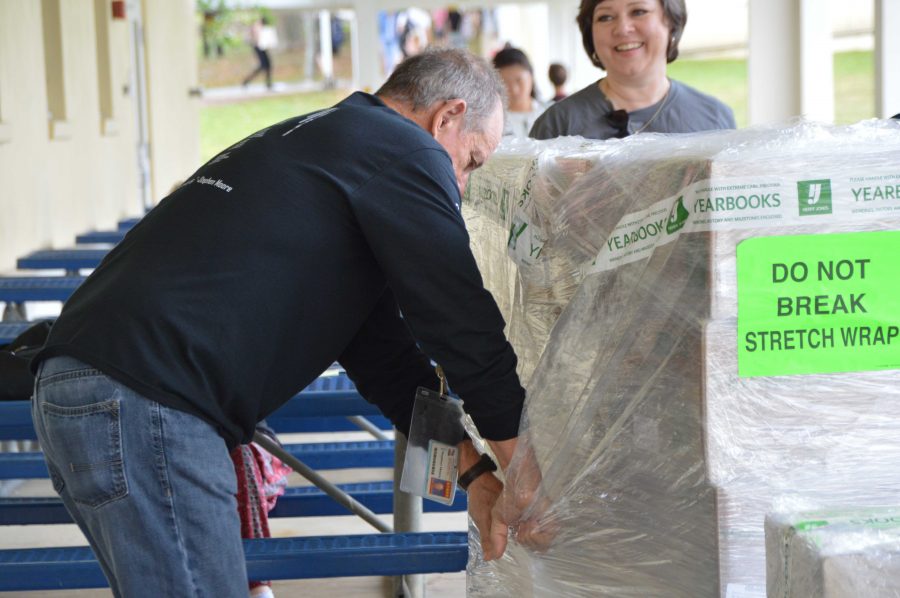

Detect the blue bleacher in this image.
[0,321,34,344]
[0,276,85,304]
[0,482,465,525]
[0,375,469,587]
[0,532,469,591]
[0,441,396,479]
[72,216,138,245]
[118,217,141,230]
[75,230,127,244]
[16,249,108,272]
[0,371,392,441]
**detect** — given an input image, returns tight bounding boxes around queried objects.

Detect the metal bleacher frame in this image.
[0,217,469,594]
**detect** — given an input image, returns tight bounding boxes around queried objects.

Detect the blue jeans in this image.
[32,356,247,598]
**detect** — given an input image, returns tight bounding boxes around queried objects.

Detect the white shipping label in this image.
[507,210,548,266]
[590,167,900,275]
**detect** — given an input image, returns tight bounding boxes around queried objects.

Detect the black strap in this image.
[458,452,497,491]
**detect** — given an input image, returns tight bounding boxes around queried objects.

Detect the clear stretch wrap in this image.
[463,120,900,597]
[766,507,900,597]
[462,135,617,383]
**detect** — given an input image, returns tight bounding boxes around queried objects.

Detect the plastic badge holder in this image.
[400,386,467,505]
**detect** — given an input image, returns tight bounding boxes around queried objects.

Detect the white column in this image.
[798,0,833,122]
[352,0,382,92]
[748,0,796,125]
[303,12,315,81]
[349,10,359,89]
[748,0,833,125]
[875,0,900,118]
[495,4,551,100]
[392,432,424,598]
[546,0,597,92]
[318,10,333,83]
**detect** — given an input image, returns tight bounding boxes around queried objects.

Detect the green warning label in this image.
[737,231,900,377]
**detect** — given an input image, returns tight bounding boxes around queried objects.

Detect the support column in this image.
[303,11,315,81]
[393,431,424,598]
[546,0,604,93]
[875,0,900,118]
[352,0,382,92]
[748,0,833,124]
[798,0,833,122]
[318,10,333,85]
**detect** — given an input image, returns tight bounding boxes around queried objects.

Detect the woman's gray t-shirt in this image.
[529,78,735,140]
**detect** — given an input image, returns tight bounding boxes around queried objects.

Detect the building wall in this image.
[0,0,200,272]
[143,0,201,199]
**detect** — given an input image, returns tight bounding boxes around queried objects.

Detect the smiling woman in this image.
[530,0,736,140]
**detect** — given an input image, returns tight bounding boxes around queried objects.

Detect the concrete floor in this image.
[0,431,469,598]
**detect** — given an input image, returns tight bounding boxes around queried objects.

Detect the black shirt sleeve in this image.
[346,148,525,440]
[338,288,438,437]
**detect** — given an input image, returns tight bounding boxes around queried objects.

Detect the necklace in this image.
[601,78,671,136]
[628,88,669,134]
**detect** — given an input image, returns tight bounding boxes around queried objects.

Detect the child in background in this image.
[549,63,568,102]
[493,46,546,138]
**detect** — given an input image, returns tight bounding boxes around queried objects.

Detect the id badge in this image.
[424,439,459,504]
[399,382,467,505]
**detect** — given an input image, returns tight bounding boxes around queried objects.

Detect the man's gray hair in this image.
[376,48,506,132]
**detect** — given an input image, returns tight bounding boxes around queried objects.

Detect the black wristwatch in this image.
[458,453,498,492]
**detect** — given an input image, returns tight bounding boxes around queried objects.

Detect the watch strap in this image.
[458,453,498,491]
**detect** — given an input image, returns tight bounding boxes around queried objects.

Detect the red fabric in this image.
[231,442,292,589]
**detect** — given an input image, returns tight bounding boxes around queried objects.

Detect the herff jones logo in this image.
[798,179,833,216]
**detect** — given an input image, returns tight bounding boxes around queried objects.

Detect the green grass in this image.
[667,56,749,126]
[666,50,875,127]
[200,89,349,162]
[834,50,875,125]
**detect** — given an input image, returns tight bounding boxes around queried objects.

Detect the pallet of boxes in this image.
[462,120,900,597]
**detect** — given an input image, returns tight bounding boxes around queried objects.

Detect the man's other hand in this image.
[466,467,505,560]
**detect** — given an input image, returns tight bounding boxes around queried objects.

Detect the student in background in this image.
[242,16,278,90]
[493,46,547,138]
[548,63,569,102]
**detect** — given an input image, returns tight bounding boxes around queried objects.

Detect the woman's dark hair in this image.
[576,0,686,70]
[492,46,537,99]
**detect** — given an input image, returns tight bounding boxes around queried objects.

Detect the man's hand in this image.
[459,435,557,560]
[487,436,557,556]
[466,464,505,560]
[458,439,506,559]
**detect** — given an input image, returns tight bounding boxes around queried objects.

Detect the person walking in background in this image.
[330,14,346,57]
[242,16,278,90]
[447,8,466,48]
[548,63,569,102]
[530,0,734,139]
[493,46,547,138]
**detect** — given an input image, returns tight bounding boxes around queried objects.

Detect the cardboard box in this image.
[766,508,900,597]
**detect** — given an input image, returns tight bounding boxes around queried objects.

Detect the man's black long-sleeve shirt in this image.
[35,92,525,447]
